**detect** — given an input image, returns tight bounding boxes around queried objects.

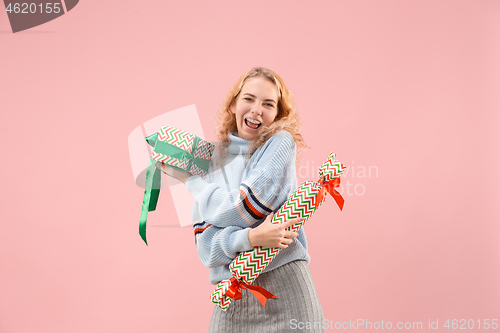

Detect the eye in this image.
[265,103,275,107]
[244,97,253,101]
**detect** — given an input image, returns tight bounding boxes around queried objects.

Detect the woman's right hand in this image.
[155,162,192,184]
[247,213,303,249]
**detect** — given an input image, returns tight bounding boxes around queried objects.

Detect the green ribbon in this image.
[139,131,212,245]
[139,158,161,245]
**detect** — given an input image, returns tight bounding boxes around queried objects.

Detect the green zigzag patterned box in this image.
[146,125,214,177]
[139,125,214,245]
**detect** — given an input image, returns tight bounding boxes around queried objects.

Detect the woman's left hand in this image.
[155,162,192,184]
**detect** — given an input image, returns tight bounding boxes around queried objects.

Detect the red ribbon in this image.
[224,277,277,307]
[314,177,344,211]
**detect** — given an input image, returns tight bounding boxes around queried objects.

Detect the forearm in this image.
[187,172,293,229]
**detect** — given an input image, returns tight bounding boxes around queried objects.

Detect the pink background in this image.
[1,1,499,332]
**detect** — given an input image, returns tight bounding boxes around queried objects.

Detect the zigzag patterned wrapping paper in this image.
[139,125,214,245]
[211,151,347,311]
[145,125,214,177]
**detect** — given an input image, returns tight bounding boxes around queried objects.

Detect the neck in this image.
[228,131,253,155]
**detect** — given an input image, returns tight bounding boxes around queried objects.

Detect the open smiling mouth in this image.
[245,118,261,129]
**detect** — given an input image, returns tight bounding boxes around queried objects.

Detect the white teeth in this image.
[245,118,261,125]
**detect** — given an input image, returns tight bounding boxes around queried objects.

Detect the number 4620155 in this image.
[5,3,61,14]
[444,319,498,330]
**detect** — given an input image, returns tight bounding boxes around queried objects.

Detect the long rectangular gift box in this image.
[211,151,347,311]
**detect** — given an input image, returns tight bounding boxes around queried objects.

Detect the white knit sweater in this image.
[186,130,310,285]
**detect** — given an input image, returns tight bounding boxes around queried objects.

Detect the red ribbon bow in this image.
[224,277,277,307]
[314,177,344,211]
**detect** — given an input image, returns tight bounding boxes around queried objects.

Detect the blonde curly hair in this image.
[213,67,310,169]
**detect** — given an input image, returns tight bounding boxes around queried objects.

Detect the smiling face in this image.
[230,76,279,141]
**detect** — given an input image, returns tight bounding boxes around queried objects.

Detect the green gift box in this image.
[139,125,214,245]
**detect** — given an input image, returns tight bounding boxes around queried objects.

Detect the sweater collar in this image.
[227,131,252,155]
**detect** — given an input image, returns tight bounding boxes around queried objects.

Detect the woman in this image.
[158,67,325,332]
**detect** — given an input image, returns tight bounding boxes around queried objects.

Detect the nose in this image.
[251,103,263,115]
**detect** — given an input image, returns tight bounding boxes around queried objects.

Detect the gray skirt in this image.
[208,260,325,333]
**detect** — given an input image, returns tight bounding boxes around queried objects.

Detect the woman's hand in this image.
[247,213,303,249]
[155,162,192,184]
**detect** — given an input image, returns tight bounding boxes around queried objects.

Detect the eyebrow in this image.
[242,93,276,104]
